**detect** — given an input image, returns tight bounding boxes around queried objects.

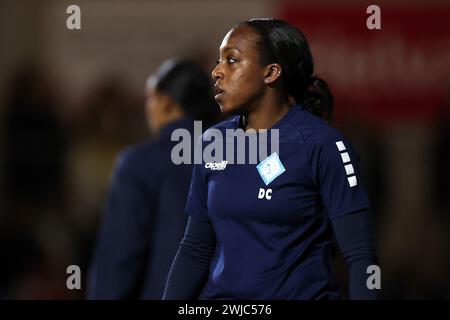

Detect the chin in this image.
[220,102,244,116]
[218,103,226,114]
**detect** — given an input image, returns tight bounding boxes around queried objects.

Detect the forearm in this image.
[163,216,216,299]
[331,208,380,300]
[346,254,380,300]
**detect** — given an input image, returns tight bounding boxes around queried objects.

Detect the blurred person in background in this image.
[86,59,219,299]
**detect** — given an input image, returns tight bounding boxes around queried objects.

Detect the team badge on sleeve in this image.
[256,152,286,186]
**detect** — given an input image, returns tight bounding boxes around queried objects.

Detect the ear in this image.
[263,63,282,85]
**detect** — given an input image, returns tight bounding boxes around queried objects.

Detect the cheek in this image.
[147,102,162,124]
[145,102,154,119]
[231,69,263,100]
[234,65,258,83]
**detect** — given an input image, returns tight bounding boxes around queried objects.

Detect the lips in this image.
[214,85,224,100]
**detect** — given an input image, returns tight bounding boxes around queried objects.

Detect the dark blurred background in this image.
[0,0,449,299]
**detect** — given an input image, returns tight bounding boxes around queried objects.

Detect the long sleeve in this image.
[331,208,380,300]
[86,150,154,299]
[163,216,216,300]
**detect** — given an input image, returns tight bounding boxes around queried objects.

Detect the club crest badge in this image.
[256,152,286,186]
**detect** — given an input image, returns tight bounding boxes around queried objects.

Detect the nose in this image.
[211,62,223,81]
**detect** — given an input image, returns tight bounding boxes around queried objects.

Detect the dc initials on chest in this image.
[258,188,272,200]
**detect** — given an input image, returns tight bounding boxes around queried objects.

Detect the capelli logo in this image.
[205,161,228,171]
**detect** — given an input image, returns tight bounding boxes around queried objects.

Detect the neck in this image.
[152,110,186,135]
[243,95,291,131]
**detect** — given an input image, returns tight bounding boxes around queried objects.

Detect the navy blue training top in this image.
[186,105,371,299]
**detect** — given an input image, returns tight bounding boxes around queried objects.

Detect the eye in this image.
[227,57,237,64]
[215,59,221,65]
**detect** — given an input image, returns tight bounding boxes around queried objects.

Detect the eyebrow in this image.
[222,46,241,53]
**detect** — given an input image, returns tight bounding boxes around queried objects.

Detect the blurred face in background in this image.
[145,79,185,134]
[145,81,169,134]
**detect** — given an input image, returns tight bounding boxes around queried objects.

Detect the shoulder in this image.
[114,139,164,176]
[286,106,348,148]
